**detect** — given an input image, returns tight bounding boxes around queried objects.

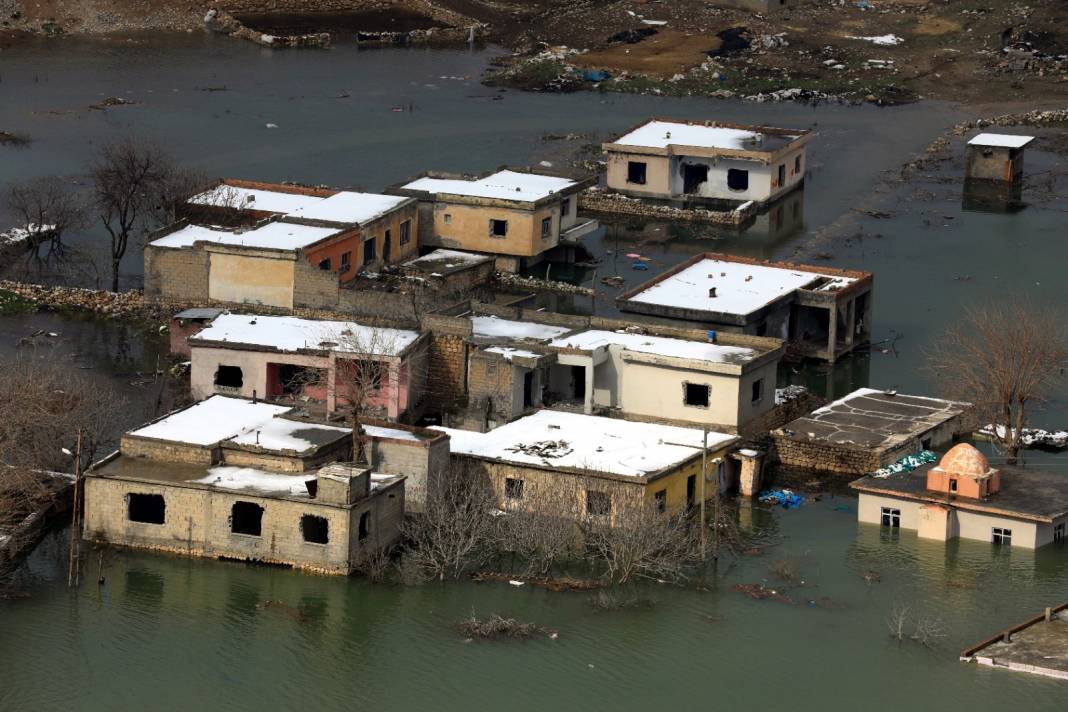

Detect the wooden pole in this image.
[700,429,707,560]
[67,429,83,588]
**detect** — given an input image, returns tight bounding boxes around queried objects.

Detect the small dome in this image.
[937,443,991,479]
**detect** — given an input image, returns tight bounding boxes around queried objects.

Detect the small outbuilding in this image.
[964,133,1035,210]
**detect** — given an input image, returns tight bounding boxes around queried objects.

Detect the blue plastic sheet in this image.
[758,489,804,509]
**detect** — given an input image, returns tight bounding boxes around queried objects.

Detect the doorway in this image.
[682,163,709,194]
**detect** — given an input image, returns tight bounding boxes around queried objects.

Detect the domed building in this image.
[851,443,1068,549]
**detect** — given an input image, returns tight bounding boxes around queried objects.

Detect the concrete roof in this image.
[968,133,1035,149]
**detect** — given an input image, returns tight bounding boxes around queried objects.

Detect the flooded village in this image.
[1,1,1068,710]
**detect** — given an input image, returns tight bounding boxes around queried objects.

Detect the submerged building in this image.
[851,443,1068,549]
[603,118,810,207]
[82,396,405,574]
[963,133,1035,210]
[617,252,873,362]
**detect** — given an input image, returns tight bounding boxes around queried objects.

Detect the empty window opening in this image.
[340,251,351,272]
[921,437,932,450]
[383,230,392,262]
[363,236,376,264]
[571,365,586,400]
[561,197,571,216]
[443,213,452,224]
[686,475,696,509]
[278,364,322,396]
[127,493,165,525]
[751,378,764,404]
[400,220,412,244]
[214,365,243,389]
[949,479,958,493]
[654,489,667,514]
[318,257,332,271]
[684,382,710,408]
[627,161,647,185]
[490,219,508,238]
[1055,523,1065,542]
[727,168,749,192]
[682,163,709,194]
[993,527,1012,546]
[586,490,611,516]
[777,164,786,187]
[880,507,901,528]
[794,154,802,175]
[505,478,525,500]
[756,321,768,337]
[358,511,371,541]
[301,514,329,544]
[541,216,552,239]
[231,501,264,536]
[523,370,535,408]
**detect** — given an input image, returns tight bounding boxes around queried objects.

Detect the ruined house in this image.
[617,252,873,362]
[433,409,739,522]
[851,443,1068,549]
[188,313,427,421]
[964,133,1035,210]
[82,396,405,574]
[390,168,598,272]
[603,118,810,208]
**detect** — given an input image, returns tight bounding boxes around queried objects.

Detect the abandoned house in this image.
[432,409,739,523]
[390,168,598,272]
[963,133,1035,210]
[187,313,427,421]
[398,249,497,293]
[357,420,450,512]
[169,307,223,357]
[851,443,1068,549]
[773,388,973,476]
[617,252,873,362]
[82,395,405,574]
[603,118,810,207]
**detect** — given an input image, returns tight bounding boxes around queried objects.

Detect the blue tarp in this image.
[631,261,650,270]
[583,69,611,82]
[759,489,804,509]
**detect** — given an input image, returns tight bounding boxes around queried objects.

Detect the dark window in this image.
[993,527,1012,546]
[541,216,552,239]
[279,364,322,396]
[318,257,331,270]
[880,507,901,528]
[505,478,525,500]
[340,251,351,272]
[1055,524,1065,542]
[561,197,571,216]
[443,214,453,225]
[214,365,243,388]
[231,501,264,536]
[127,493,165,525]
[756,321,768,337]
[490,219,508,238]
[301,514,329,544]
[682,163,709,194]
[363,236,376,264]
[727,168,749,192]
[777,164,786,187]
[686,475,696,509]
[358,511,371,541]
[751,378,764,404]
[627,161,647,185]
[383,229,392,262]
[949,479,958,493]
[794,154,802,175]
[400,220,412,245]
[586,490,611,516]
[684,382,710,408]
[654,489,667,514]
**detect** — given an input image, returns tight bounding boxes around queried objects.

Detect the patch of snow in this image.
[288,191,409,225]
[1,223,56,245]
[189,185,323,214]
[130,396,290,446]
[148,224,236,249]
[549,329,756,363]
[432,410,735,478]
[967,133,1035,149]
[848,34,904,46]
[978,424,1067,449]
[149,221,339,251]
[362,424,423,442]
[402,170,578,203]
[404,249,490,267]
[230,418,349,453]
[191,313,420,356]
[612,120,788,151]
[470,315,570,342]
[485,346,543,361]
[190,466,314,496]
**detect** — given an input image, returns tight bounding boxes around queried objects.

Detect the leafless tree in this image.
[887,603,946,648]
[927,300,1068,463]
[4,176,88,273]
[88,137,179,292]
[495,481,581,578]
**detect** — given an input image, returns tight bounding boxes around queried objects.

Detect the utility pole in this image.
[700,429,707,560]
[67,429,83,588]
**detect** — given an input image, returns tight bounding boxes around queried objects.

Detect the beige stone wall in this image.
[292,257,342,310]
[209,252,296,308]
[120,436,217,465]
[368,434,448,512]
[144,246,209,302]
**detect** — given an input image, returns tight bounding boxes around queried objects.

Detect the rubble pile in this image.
[579,187,754,226]
[0,281,146,317]
[494,272,594,297]
[506,439,574,460]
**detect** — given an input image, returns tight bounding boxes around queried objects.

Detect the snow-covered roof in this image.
[403,249,491,269]
[627,258,850,317]
[470,315,570,342]
[550,329,757,363]
[484,346,544,361]
[189,466,315,496]
[129,396,291,446]
[148,221,339,251]
[287,192,409,224]
[401,170,578,203]
[612,120,775,151]
[191,313,421,356]
[189,185,323,214]
[229,417,349,453]
[362,424,424,442]
[968,133,1035,149]
[433,410,735,478]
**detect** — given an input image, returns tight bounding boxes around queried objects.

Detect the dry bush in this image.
[494,481,581,578]
[4,176,88,276]
[769,558,801,583]
[458,611,543,639]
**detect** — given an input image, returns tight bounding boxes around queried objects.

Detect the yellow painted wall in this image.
[209,253,295,308]
[643,445,731,513]
[361,203,420,267]
[430,201,560,257]
[606,152,672,197]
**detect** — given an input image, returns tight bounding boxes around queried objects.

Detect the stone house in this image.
[851,443,1068,549]
[188,313,428,421]
[359,419,451,513]
[433,409,739,522]
[603,118,810,207]
[617,252,873,362]
[82,396,405,574]
[389,168,598,272]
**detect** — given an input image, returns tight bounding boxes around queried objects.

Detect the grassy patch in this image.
[0,289,38,315]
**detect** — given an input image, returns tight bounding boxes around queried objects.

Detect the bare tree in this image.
[4,176,88,272]
[495,481,581,578]
[927,300,1068,463]
[89,137,178,292]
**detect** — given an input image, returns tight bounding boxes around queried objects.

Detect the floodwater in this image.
[2,34,1068,711]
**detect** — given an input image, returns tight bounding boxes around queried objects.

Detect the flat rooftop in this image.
[190,313,421,356]
[965,607,1068,680]
[549,329,757,365]
[610,119,801,153]
[851,464,1068,523]
[624,256,853,318]
[401,170,579,203]
[968,133,1035,149]
[189,183,409,225]
[470,315,570,343]
[779,388,969,450]
[432,409,736,478]
[129,396,292,446]
[149,221,340,251]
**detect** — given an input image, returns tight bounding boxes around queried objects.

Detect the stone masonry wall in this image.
[771,434,883,476]
[144,246,209,302]
[120,436,218,465]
